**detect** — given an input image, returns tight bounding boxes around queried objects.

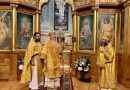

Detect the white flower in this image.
[88,64,90,66]
[78,67,83,71]
[19,65,23,70]
[81,62,85,65]
[75,64,78,67]
[75,56,90,72]
[79,63,83,66]
[84,67,89,72]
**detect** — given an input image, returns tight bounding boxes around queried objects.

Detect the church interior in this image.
[0,0,130,90]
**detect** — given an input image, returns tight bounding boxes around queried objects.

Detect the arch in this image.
[39,0,49,10]
[39,0,74,11]
[64,0,74,11]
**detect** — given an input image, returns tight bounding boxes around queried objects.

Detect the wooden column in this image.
[11,4,17,51]
[91,6,98,81]
[120,0,130,87]
[9,4,18,81]
[33,15,36,33]
[72,11,78,52]
[35,10,41,32]
[71,11,78,77]
[93,9,97,52]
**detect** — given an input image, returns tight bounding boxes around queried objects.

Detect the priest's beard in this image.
[51,38,57,45]
[100,40,109,46]
[35,39,40,42]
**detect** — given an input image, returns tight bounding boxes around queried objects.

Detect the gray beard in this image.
[52,40,57,45]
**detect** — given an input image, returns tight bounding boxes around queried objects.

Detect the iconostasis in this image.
[0,0,40,80]
[0,0,130,88]
[71,0,129,86]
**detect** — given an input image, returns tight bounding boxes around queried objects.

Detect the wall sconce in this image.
[72,36,76,42]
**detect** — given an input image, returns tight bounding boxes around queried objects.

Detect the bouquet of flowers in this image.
[75,56,90,72]
[18,57,24,70]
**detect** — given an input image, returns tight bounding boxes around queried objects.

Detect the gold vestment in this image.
[41,40,61,78]
[97,42,117,89]
[21,37,44,83]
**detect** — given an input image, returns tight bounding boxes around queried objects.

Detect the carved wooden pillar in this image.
[72,11,78,52]
[9,4,18,81]
[71,11,77,77]
[11,4,17,51]
[35,10,41,32]
[90,2,99,81]
[93,10,97,52]
[120,0,130,87]
[33,15,36,33]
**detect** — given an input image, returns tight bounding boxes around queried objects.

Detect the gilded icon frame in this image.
[77,13,94,52]
[97,12,118,52]
[15,11,34,51]
[0,10,13,51]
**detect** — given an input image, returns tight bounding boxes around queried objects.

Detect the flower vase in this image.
[79,70,85,82]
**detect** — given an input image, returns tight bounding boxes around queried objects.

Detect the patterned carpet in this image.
[40,66,73,90]
[63,67,73,90]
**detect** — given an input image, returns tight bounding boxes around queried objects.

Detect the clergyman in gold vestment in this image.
[21,32,44,90]
[41,32,61,89]
[97,32,117,90]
